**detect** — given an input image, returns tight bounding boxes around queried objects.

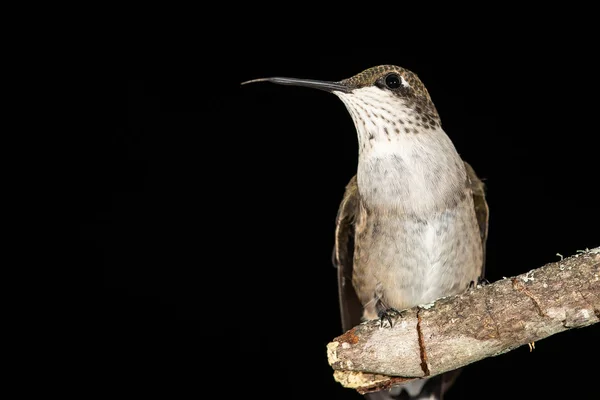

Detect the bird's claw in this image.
[378,307,403,328]
[469,277,489,289]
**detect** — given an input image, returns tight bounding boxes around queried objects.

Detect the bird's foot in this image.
[469,277,489,290]
[377,307,403,328]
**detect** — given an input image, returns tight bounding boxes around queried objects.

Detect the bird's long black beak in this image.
[241,77,350,93]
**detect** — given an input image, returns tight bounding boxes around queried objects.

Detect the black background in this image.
[92,49,599,399]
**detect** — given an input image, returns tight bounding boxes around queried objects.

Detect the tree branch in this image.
[327,247,600,394]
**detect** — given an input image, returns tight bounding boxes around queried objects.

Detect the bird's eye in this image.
[385,74,402,89]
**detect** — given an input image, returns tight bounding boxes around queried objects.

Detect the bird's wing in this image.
[464,161,489,280]
[333,175,363,333]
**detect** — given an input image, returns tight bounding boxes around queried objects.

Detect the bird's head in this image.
[242,65,441,151]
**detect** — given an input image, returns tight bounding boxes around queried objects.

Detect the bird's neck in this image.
[356,127,467,215]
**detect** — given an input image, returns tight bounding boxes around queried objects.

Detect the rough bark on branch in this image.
[327,248,600,394]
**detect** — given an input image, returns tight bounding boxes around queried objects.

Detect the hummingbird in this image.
[242,65,489,400]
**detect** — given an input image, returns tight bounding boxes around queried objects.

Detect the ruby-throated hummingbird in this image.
[242,65,489,400]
